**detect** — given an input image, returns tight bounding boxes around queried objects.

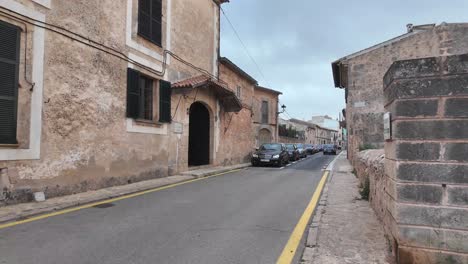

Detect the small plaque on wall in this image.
[173,122,183,134]
[383,112,391,140]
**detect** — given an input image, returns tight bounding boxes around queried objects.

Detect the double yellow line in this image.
[0,169,242,230]
[276,170,329,264]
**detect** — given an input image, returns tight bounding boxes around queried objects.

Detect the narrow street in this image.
[0,154,335,264]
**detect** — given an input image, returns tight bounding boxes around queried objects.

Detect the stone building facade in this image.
[355,54,468,263]
[217,57,257,165]
[252,86,281,147]
[0,0,268,204]
[332,23,468,162]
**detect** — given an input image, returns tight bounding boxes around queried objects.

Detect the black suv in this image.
[284,143,300,161]
[251,143,290,167]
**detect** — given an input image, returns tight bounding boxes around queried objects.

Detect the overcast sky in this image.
[220,0,468,121]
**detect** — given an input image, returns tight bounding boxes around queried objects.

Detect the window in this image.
[126,68,171,123]
[0,21,20,144]
[138,0,162,46]
[236,86,241,99]
[261,100,268,124]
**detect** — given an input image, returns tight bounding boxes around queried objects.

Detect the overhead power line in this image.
[220,7,269,86]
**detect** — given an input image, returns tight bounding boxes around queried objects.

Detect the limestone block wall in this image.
[383,54,468,264]
[342,23,468,163]
[354,150,388,224]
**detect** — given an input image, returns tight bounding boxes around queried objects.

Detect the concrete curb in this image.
[300,153,342,264]
[180,163,251,178]
[0,164,248,225]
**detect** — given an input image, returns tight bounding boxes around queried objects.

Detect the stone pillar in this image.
[383,54,468,264]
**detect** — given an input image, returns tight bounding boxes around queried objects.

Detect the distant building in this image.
[309,115,339,130]
[279,118,338,145]
[252,86,282,147]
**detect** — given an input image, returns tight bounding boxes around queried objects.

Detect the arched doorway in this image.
[258,128,272,146]
[189,102,210,166]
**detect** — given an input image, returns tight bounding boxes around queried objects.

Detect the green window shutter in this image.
[151,0,162,46]
[138,0,162,46]
[159,79,171,123]
[126,68,140,118]
[0,21,20,144]
[138,0,151,40]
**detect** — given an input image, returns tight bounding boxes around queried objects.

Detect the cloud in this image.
[220,0,468,119]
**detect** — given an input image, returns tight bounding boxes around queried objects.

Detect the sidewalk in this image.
[301,153,394,264]
[0,163,249,224]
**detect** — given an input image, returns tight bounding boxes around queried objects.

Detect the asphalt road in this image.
[0,153,335,264]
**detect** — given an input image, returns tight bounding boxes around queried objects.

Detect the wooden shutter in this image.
[138,0,162,46]
[126,68,140,118]
[261,101,268,124]
[0,21,20,144]
[159,79,171,123]
[151,0,162,46]
[138,0,151,40]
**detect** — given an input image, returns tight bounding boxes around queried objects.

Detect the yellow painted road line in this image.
[0,169,243,230]
[276,170,329,264]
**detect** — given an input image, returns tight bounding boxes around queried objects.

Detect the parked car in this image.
[314,145,321,153]
[318,144,324,152]
[323,144,337,155]
[295,143,307,158]
[251,143,289,167]
[284,143,300,161]
[304,144,314,155]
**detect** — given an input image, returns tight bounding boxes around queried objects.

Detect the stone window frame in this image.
[137,0,163,47]
[126,0,172,66]
[126,62,167,135]
[0,1,45,160]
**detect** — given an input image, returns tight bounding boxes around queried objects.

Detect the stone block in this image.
[448,186,468,206]
[399,226,468,252]
[445,98,468,117]
[444,143,468,162]
[383,57,440,87]
[384,75,468,104]
[446,53,468,75]
[393,120,468,140]
[384,159,398,180]
[301,246,315,262]
[306,227,318,247]
[397,204,468,230]
[395,142,440,161]
[398,245,468,264]
[394,99,438,117]
[397,184,443,204]
[397,163,468,183]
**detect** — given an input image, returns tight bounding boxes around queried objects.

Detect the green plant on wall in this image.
[359,177,370,200]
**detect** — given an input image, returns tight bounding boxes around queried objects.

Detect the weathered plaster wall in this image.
[343,23,468,163]
[252,88,279,145]
[0,0,222,204]
[217,63,255,165]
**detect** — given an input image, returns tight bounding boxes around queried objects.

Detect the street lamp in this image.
[277,104,286,115]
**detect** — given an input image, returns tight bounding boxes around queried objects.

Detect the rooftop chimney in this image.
[407,23,414,33]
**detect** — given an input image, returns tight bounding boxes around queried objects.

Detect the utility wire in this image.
[0,7,225,85]
[220,7,269,87]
